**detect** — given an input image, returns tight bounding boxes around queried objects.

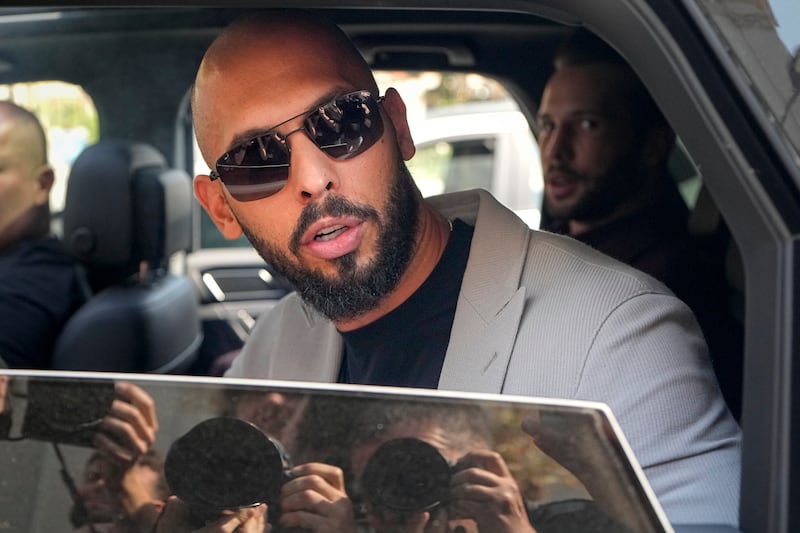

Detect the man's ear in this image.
[382,87,416,161]
[33,165,54,206]
[640,126,676,168]
[194,174,244,240]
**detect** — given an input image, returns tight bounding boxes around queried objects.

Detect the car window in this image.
[692,0,800,161]
[0,372,673,533]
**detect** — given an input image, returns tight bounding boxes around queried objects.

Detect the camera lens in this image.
[165,416,290,512]
[361,437,452,512]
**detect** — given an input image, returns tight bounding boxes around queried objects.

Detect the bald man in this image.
[189,10,740,527]
[0,101,85,368]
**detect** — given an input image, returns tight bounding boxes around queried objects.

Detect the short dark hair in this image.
[553,29,669,131]
[349,399,494,452]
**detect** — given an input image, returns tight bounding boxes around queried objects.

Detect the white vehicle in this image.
[407,100,543,229]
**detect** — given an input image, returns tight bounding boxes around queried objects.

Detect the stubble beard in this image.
[241,161,420,322]
[545,150,644,224]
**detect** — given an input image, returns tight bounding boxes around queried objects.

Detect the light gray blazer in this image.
[228,189,741,527]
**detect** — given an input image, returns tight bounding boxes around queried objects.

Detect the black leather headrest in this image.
[63,140,192,290]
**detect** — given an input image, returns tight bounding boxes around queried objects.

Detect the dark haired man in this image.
[191,11,740,527]
[537,29,743,418]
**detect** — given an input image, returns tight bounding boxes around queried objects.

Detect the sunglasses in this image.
[209,90,385,202]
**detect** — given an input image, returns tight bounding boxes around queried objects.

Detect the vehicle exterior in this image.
[406,99,543,229]
[0,1,798,532]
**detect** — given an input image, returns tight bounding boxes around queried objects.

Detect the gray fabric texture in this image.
[227,188,741,527]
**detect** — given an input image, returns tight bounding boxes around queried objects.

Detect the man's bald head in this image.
[0,101,53,248]
[192,10,377,165]
[0,101,48,170]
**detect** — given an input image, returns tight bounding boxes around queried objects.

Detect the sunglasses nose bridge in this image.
[284,130,340,200]
[282,125,308,142]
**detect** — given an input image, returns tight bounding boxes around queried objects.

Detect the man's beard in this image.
[241,161,420,322]
[545,151,644,223]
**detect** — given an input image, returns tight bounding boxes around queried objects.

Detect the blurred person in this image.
[72,449,169,533]
[72,381,161,533]
[228,389,307,455]
[349,400,627,533]
[154,410,355,533]
[536,29,744,418]
[0,101,86,368]
[192,10,740,526]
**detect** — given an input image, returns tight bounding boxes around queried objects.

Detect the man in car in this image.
[191,10,740,526]
[536,29,744,419]
[0,101,86,368]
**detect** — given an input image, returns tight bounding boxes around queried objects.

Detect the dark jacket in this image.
[543,180,744,419]
[0,237,86,368]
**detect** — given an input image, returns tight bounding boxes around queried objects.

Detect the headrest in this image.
[63,140,192,289]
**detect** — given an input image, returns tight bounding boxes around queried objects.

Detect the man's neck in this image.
[334,202,451,332]
[568,189,653,237]
[0,206,50,253]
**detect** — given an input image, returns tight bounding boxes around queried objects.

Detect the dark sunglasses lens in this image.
[216,134,290,201]
[216,166,288,202]
[214,92,382,202]
[307,92,383,159]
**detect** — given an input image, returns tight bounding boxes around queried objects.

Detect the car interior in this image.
[0,2,798,532]
[52,139,202,373]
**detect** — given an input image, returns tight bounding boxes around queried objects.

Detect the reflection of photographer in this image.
[350,401,537,533]
[0,378,158,463]
[158,416,354,533]
[72,449,169,533]
[0,377,160,533]
[352,401,631,533]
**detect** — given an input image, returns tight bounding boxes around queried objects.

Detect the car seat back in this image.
[52,140,202,373]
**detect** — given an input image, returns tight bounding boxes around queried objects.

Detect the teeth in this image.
[315,225,347,242]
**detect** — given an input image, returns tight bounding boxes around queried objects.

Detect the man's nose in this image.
[544,124,573,162]
[286,131,339,202]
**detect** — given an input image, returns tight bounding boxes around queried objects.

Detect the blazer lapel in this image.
[439,287,527,392]
[432,189,530,393]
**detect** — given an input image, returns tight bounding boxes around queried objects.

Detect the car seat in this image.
[51,140,202,373]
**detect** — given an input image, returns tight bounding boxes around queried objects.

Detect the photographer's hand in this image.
[93,382,158,464]
[111,461,166,533]
[153,497,268,533]
[278,462,355,532]
[448,450,537,533]
[522,411,641,531]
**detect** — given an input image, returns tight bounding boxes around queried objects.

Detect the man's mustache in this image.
[544,164,582,182]
[289,194,379,255]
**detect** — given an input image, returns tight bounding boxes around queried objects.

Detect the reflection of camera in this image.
[20,378,115,447]
[164,416,293,524]
[361,437,457,513]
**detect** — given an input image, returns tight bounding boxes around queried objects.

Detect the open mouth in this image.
[314,225,349,242]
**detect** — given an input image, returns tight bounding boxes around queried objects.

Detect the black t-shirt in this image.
[0,237,86,368]
[338,219,474,387]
